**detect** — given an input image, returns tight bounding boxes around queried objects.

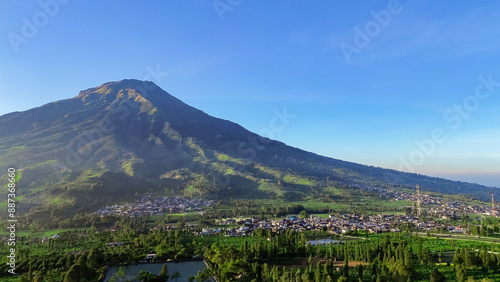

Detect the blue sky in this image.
[1,1,499,187]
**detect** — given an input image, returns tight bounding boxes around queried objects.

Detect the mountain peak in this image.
[75,79,187,113]
[77,79,160,98]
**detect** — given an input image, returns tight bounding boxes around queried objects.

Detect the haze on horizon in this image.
[1,1,499,187]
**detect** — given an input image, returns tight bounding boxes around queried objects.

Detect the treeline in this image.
[0,247,105,282]
[0,227,203,281]
[196,230,416,281]
[453,248,500,281]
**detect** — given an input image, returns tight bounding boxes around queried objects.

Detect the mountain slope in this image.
[0,79,496,218]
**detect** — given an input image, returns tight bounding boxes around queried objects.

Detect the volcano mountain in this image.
[0,79,495,219]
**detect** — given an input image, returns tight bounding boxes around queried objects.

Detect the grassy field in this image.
[79,169,107,180]
[2,170,22,188]
[198,234,267,248]
[148,211,201,222]
[0,195,24,208]
[415,232,500,245]
[0,145,27,157]
[0,228,80,238]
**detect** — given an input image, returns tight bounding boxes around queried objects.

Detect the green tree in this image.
[63,264,82,282]
[76,253,87,268]
[86,248,102,270]
[159,263,170,281]
[135,270,159,282]
[76,253,90,280]
[471,225,480,236]
[417,236,423,263]
[171,271,181,282]
[308,254,314,266]
[454,248,464,266]
[480,249,490,273]
[17,276,30,282]
[295,269,303,282]
[314,262,322,282]
[422,247,433,265]
[456,264,466,282]
[430,268,446,282]
[357,264,363,280]
[299,210,307,219]
[343,256,349,277]
[465,250,473,268]
[116,266,126,279]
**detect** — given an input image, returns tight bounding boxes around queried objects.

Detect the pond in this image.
[307,239,344,245]
[104,260,213,281]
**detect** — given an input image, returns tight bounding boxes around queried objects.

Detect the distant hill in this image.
[0,79,496,218]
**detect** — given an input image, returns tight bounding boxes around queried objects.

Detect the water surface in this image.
[104,260,212,281]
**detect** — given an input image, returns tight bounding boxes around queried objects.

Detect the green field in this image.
[0,145,26,157]
[421,232,500,245]
[2,170,22,188]
[0,228,79,238]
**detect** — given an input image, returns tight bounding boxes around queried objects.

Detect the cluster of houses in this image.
[353,183,441,205]
[196,213,472,237]
[392,190,441,205]
[431,200,497,217]
[356,184,498,218]
[196,216,338,237]
[95,195,214,217]
[90,188,498,240]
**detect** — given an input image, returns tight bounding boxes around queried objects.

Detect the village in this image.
[95,195,214,217]
[192,186,497,238]
[197,212,470,238]
[94,187,499,240]
[356,184,497,216]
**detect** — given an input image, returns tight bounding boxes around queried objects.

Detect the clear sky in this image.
[1,1,499,187]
